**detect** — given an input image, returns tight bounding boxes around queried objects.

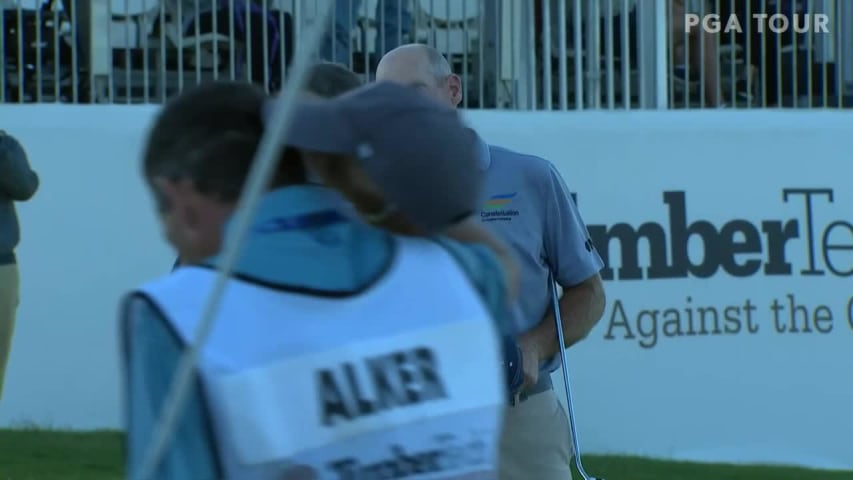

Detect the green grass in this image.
[571,456,853,480]
[0,429,122,480]
[1,428,851,480]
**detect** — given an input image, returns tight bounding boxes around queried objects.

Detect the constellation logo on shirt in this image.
[481,193,520,222]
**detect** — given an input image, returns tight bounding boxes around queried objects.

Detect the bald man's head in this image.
[376,44,462,108]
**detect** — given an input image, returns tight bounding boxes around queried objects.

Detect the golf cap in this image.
[263,81,481,232]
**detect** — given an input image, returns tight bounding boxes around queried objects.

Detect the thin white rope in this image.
[132,2,335,478]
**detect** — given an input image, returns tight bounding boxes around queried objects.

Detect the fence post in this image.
[637,0,668,109]
[91,0,112,102]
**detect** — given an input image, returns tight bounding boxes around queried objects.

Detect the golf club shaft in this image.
[550,272,596,480]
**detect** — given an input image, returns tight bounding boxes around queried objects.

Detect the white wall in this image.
[1,106,851,470]
[1,105,170,429]
[464,109,853,470]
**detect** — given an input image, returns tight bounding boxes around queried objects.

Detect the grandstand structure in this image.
[1,0,851,109]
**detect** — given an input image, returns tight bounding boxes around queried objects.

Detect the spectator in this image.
[169,0,285,90]
[56,0,92,101]
[0,131,39,401]
[321,0,413,69]
[302,60,364,98]
[63,0,284,93]
[546,0,725,106]
[673,0,724,106]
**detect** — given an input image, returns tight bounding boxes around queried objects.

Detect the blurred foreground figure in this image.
[122,80,520,479]
[171,61,363,271]
[0,131,39,401]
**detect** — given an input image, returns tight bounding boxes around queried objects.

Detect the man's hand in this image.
[516,333,545,392]
[502,336,525,395]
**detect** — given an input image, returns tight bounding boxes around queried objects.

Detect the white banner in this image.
[1,105,851,471]
[467,110,853,470]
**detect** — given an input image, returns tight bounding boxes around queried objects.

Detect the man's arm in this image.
[520,162,606,364]
[122,295,220,480]
[0,132,39,201]
[521,274,605,362]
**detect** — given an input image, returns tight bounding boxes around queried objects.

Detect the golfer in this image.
[376,44,607,480]
[123,80,518,479]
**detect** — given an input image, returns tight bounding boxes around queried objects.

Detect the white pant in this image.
[498,389,573,480]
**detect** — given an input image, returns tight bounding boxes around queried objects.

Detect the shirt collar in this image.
[476,132,491,170]
[222,184,348,239]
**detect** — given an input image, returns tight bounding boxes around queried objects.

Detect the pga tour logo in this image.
[685,13,830,34]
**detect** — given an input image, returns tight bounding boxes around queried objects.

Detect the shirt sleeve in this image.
[122,294,220,480]
[432,237,517,335]
[540,161,604,287]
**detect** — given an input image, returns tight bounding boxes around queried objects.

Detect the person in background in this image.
[546,0,724,107]
[321,0,413,70]
[0,131,39,401]
[124,80,518,479]
[376,43,607,480]
[301,61,364,98]
[61,0,92,102]
[167,0,285,91]
[671,0,724,106]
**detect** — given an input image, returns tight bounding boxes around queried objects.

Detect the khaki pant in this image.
[498,389,573,480]
[0,263,19,401]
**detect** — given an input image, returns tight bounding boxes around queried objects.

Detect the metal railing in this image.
[1,0,850,108]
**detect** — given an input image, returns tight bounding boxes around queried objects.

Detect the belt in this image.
[508,373,553,407]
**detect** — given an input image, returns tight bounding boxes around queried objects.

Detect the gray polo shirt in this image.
[476,138,604,340]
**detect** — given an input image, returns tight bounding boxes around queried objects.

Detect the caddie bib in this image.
[134,236,506,480]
